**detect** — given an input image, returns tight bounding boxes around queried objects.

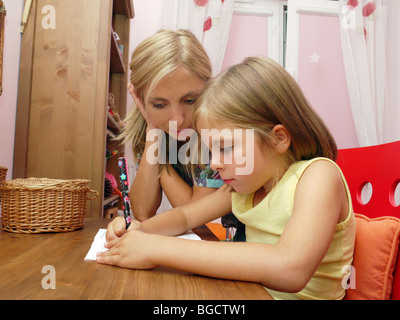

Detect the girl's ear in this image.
[272,124,291,154]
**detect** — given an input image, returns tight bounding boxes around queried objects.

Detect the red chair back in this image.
[336,141,400,299]
[336,141,400,219]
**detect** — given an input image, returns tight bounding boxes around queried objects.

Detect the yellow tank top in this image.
[232,158,355,300]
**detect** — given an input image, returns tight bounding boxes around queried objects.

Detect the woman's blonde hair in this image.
[119,29,212,162]
[194,56,337,170]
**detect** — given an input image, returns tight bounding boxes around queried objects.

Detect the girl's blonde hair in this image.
[119,29,212,162]
[194,56,337,170]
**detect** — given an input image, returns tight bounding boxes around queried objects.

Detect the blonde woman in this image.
[120,29,231,223]
[100,57,355,300]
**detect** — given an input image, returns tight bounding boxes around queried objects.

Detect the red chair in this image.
[336,140,400,300]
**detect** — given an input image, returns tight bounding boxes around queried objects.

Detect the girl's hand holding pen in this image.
[97,226,157,270]
[105,216,143,243]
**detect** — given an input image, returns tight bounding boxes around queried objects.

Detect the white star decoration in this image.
[309,52,321,63]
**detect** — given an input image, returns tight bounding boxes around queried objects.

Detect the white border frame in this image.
[285,0,339,80]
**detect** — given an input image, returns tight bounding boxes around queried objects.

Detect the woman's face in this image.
[144,66,206,140]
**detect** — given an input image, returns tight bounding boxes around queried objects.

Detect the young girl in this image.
[121,29,226,222]
[98,57,356,300]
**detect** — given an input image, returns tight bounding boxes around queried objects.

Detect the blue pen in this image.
[118,157,131,229]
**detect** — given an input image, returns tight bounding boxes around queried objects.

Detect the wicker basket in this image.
[0,178,99,233]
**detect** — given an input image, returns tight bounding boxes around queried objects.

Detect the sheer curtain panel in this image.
[161,0,234,76]
[339,0,400,146]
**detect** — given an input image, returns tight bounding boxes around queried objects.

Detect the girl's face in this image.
[197,118,281,195]
[144,66,206,140]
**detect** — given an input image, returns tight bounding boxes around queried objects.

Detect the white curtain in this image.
[161,0,234,76]
[339,0,400,147]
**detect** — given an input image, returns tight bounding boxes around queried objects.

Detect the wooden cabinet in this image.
[13,0,134,218]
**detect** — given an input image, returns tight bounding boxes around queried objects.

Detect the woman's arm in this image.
[129,141,163,222]
[128,84,163,221]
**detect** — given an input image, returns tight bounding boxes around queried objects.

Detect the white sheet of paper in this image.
[84,229,108,261]
[84,228,202,261]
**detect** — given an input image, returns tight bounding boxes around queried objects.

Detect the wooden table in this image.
[0,218,272,300]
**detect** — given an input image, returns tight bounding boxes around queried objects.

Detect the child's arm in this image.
[160,163,219,208]
[100,160,347,293]
[142,184,233,235]
[106,184,233,242]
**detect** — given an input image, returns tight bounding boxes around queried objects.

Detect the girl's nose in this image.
[210,154,224,172]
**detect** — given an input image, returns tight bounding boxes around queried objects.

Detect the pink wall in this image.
[221,14,269,72]
[129,0,164,52]
[0,0,23,180]
[297,14,358,149]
